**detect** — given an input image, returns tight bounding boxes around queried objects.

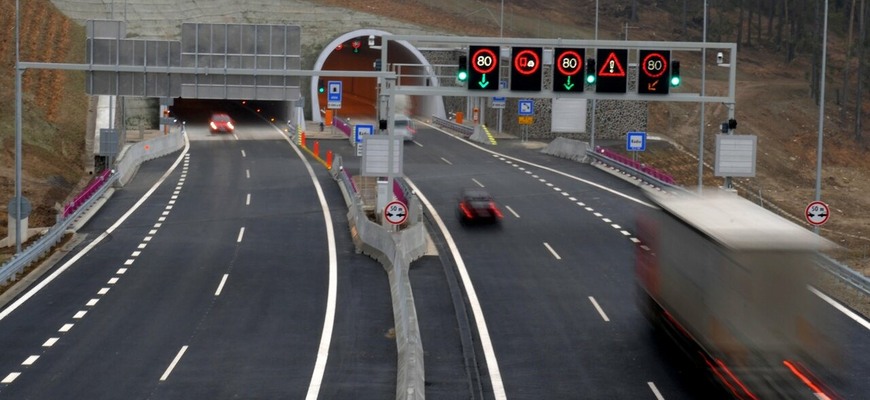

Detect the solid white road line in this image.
[215,274,229,296]
[269,122,338,400]
[648,381,665,400]
[543,242,562,260]
[588,296,610,322]
[809,286,870,331]
[404,177,507,400]
[160,345,188,381]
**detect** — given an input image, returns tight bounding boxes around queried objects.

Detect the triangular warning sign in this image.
[598,52,626,77]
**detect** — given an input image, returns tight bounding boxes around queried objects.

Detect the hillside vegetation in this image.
[0,0,88,245]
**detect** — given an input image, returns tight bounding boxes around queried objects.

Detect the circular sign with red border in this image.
[384,200,408,225]
[641,52,668,79]
[513,49,541,76]
[471,47,498,75]
[805,200,830,226]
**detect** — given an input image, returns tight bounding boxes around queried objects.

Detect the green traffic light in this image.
[318,86,325,93]
[670,76,681,87]
[586,74,596,84]
[457,71,468,82]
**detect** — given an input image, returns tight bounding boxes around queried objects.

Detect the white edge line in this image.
[160,345,189,381]
[215,274,229,296]
[809,285,870,331]
[403,177,507,400]
[418,120,655,208]
[588,296,610,322]
[267,123,338,400]
[648,381,665,400]
[0,134,191,322]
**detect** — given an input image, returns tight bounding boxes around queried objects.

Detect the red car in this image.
[458,188,503,224]
[209,113,235,133]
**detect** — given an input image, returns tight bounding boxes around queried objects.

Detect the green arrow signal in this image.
[478,73,490,88]
[563,75,575,91]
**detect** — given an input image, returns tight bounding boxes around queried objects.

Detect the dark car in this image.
[458,188,503,224]
[209,113,235,133]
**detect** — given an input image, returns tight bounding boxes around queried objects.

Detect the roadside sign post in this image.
[626,131,646,162]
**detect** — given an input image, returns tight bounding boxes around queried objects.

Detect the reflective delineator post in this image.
[313,140,320,158]
[300,132,306,147]
[326,150,333,169]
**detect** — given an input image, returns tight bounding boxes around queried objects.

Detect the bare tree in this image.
[856,0,866,140]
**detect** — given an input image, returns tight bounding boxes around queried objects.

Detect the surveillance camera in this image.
[717,52,724,64]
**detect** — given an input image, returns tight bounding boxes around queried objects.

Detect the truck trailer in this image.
[635,187,842,399]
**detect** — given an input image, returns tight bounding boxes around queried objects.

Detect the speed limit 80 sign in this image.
[638,49,670,94]
[467,45,500,91]
[553,48,584,93]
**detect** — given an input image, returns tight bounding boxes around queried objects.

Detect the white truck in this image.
[635,187,842,399]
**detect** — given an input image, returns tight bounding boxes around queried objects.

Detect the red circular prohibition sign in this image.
[513,49,541,75]
[556,50,583,76]
[641,52,668,79]
[471,48,498,74]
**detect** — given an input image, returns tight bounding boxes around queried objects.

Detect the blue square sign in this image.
[518,99,534,116]
[626,131,647,151]
[328,81,342,102]
[354,124,374,143]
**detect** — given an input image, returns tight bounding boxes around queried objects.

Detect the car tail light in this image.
[460,203,474,219]
[490,202,503,218]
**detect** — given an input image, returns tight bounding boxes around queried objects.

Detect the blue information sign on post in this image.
[354,124,374,143]
[327,81,342,109]
[518,99,534,116]
[626,131,647,151]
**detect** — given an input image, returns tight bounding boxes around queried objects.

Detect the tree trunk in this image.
[856,0,866,140]
[747,1,755,46]
[840,0,857,124]
[682,0,688,39]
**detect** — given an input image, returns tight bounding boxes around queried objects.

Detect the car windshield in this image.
[463,190,492,202]
[394,120,409,128]
[212,114,231,122]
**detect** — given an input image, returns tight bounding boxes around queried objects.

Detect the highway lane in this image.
[401,126,710,399]
[399,123,870,399]
[0,121,395,398]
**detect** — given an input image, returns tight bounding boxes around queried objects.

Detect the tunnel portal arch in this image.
[311,29,446,123]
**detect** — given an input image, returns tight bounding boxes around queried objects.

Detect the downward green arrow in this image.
[563,75,575,90]
[478,74,490,88]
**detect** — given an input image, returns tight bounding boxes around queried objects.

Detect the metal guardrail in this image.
[586,145,870,297]
[0,123,186,285]
[432,115,473,136]
[0,171,119,284]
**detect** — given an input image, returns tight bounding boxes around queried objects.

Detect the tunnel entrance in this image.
[311,30,445,123]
